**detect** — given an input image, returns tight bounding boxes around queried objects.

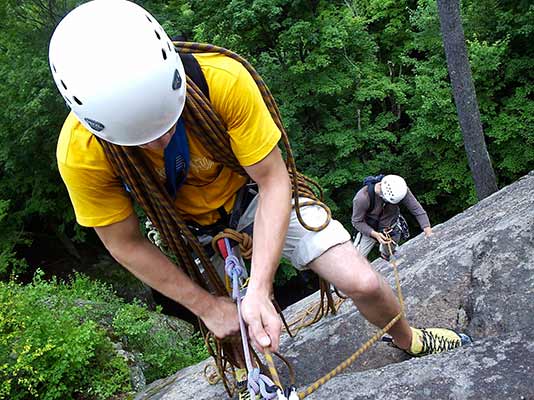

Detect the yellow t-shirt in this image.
[57,53,281,227]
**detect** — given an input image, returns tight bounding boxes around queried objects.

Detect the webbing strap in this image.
[163,117,189,198]
[221,238,278,400]
[179,52,210,100]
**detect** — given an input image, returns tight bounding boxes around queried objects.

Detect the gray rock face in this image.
[135,172,534,400]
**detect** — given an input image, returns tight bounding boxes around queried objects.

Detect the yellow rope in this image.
[264,349,283,389]
[384,229,405,313]
[297,313,402,399]
[204,229,407,397]
[297,231,405,398]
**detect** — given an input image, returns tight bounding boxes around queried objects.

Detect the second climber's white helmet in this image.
[49,0,186,146]
[380,175,408,204]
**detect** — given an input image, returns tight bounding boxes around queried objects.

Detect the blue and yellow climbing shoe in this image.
[407,327,472,357]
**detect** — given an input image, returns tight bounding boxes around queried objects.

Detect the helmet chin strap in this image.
[375,182,385,200]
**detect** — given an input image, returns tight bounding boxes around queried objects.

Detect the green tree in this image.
[188,1,411,224]
[0,0,79,276]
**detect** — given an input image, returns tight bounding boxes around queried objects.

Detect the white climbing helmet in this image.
[49,0,186,146]
[380,175,408,204]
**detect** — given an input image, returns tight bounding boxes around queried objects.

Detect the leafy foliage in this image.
[112,303,208,382]
[180,0,533,226]
[0,272,207,399]
[0,0,77,276]
[0,273,130,400]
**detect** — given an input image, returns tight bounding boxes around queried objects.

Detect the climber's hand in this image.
[241,291,281,352]
[199,296,240,339]
[372,231,389,245]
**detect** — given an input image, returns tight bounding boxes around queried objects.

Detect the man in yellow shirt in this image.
[50,0,470,394]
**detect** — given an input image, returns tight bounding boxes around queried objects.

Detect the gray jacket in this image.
[351,186,430,237]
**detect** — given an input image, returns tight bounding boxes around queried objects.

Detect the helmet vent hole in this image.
[73,96,83,105]
[64,96,71,104]
[167,42,172,51]
[61,80,67,90]
[155,30,161,40]
[52,64,57,73]
[84,118,105,132]
[146,15,152,23]
[161,49,167,60]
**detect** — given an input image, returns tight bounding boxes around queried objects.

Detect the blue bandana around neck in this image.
[163,117,189,198]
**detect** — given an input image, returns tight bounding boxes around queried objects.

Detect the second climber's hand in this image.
[372,231,389,245]
[241,290,282,353]
[199,296,240,339]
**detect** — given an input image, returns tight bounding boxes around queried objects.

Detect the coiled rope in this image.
[98,42,338,396]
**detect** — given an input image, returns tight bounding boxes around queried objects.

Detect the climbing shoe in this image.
[235,368,259,400]
[407,327,472,357]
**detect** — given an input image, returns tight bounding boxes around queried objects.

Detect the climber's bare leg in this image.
[308,241,412,349]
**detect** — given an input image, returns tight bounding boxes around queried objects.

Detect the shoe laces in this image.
[420,329,461,354]
[237,379,251,400]
[238,390,252,400]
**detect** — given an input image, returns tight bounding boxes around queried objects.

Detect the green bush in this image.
[113,304,208,383]
[0,273,131,400]
[0,272,208,399]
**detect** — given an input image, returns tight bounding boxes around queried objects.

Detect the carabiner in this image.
[276,388,288,400]
[284,386,298,400]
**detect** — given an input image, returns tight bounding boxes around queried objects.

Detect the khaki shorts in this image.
[236,195,351,270]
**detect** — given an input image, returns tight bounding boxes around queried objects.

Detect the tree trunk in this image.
[436,0,498,200]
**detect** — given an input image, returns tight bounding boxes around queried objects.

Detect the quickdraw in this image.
[218,237,280,399]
